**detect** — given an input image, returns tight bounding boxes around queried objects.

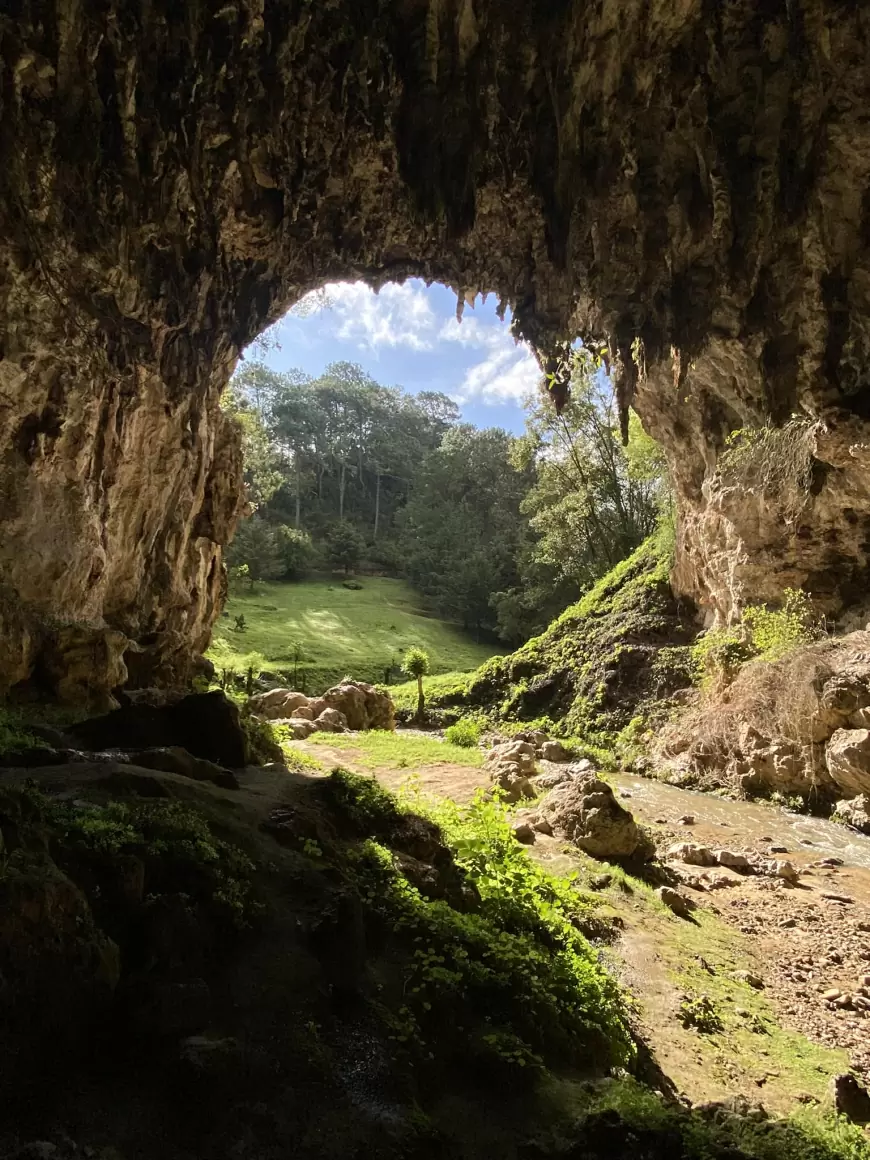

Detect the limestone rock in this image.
[714,850,752,873]
[826,729,870,798]
[828,1074,870,1125]
[486,740,537,777]
[657,886,695,918]
[126,747,238,790]
[68,691,248,768]
[832,794,870,834]
[540,776,655,861]
[665,843,719,868]
[539,739,569,763]
[291,706,314,721]
[512,822,536,845]
[315,708,349,733]
[318,681,395,731]
[248,689,310,721]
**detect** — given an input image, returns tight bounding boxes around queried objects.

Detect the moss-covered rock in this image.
[439,535,697,748]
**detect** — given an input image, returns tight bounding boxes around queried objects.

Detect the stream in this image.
[610,771,870,872]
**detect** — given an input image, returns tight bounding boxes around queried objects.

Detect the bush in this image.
[335,772,633,1073]
[226,516,283,587]
[444,718,483,748]
[274,525,319,580]
[326,521,365,575]
[693,588,822,688]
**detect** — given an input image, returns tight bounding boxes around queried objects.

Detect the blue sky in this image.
[249,279,540,434]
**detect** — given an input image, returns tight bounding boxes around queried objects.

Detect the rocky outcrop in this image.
[484,739,537,803]
[3,3,870,695]
[249,681,395,737]
[657,632,870,802]
[833,795,870,835]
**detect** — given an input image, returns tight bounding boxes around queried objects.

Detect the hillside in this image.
[207,576,499,693]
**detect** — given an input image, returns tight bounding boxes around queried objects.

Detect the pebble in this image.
[734,970,764,990]
[769,845,788,854]
[822,988,843,1001]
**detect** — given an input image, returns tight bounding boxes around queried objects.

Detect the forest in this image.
[224,350,669,644]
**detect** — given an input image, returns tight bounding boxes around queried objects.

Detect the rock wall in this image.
[3,0,870,695]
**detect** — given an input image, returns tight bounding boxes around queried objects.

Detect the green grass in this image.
[390,670,480,711]
[306,729,484,769]
[208,577,497,694]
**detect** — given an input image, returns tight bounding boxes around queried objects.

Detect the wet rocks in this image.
[833,794,870,834]
[539,776,655,861]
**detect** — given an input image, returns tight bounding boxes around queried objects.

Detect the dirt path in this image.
[293,736,870,1110]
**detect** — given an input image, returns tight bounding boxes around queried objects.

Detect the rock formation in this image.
[3,2,870,696]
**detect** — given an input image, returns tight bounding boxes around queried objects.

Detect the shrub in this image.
[402,646,431,723]
[337,773,633,1073]
[444,717,483,748]
[274,525,318,580]
[692,588,822,688]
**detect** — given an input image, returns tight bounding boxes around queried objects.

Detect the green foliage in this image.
[692,588,821,687]
[679,993,724,1034]
[334,772,633,1073]
[309,730,484,769]
[274,525,318,579]
[208,577,497,695]
[16,789,260,927]
[583,1078,870,1160]
[226,516,284,587]
[0,706,39,754]
[326,520,365,575]
[430,534,695,748]
[401,646,430,680]
[444,717,483,748]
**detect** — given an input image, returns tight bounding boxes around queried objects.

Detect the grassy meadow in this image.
[207,576,499,694]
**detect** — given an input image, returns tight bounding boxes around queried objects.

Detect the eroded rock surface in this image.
[3,3,870,693]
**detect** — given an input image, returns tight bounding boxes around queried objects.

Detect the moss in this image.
[429,535,697,747]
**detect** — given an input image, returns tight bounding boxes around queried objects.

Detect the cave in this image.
[3,0,870,700]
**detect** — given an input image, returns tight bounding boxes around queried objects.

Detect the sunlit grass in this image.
[307,729,484,769]
[207,577,497,693]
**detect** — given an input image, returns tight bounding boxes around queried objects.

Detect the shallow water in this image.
[611,771,870,870]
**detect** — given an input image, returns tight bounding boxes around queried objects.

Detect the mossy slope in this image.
[431,535,697,745]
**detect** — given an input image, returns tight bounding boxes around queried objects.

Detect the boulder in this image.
[714,849,753,872]
[288,719,318,740]
[318,680,396,731]
[247,689,310,720]
[488,767,536,803]
[512,821,536,845]
[127,747,238,790]
[540,776,655,861]
[68,691,248,768]
[657,886,695,918]
[515,729,548,749]
[290,706,314,721]
[828,1073,870,1124]
[832,794,870,834]
[486,740,537,777]
[826,729,870,797]
[315,708,349,733]
[539,739,570,762]
[665,843,719,868]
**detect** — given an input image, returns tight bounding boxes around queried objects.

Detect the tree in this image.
[226,516,283,588]
[326,521,365,575]
[401,646,430,723]
[274,526,318,579]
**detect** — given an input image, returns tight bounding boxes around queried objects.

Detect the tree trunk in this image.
[374,471,381,540]
[415,675,425,723]
[339,461,346,520]
[295,454,301,529]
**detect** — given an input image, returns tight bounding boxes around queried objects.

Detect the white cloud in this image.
[289,279,542,404]
[455,345,542,403]
[293,281,437,351]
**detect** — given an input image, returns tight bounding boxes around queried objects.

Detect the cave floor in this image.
[294,735,870,1114]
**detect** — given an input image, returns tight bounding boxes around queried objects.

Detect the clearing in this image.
[207,576,499,693]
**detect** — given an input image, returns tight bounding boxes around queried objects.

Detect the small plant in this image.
[692,587,821,688]
[679,993,724,1033]
[716,417,820,524]
[402,646,431,724]
[234,614,247,632]
[444,717,483,748]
